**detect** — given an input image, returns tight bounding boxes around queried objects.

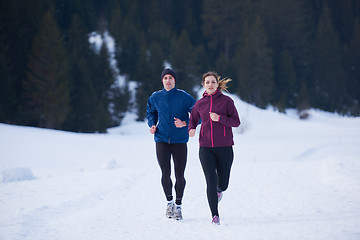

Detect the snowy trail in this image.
[1,106,360,240]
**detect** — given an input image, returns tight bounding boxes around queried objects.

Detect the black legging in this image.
[199,146,234,217]
[156,142,187,205]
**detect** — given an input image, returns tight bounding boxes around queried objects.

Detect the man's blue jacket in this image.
[146,87,196,144]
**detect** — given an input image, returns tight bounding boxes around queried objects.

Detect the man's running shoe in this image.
[166,201,175,218]
[173,205,183,220]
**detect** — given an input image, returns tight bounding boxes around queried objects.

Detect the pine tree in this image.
[108,3,123,44]
[345,18,360,115]
[108,81,130,126]
[275,48,297,111]
[234,16,274,108]
[63,14,98,132]
[169,30,199,96]
[181,0,203,46]
[92,43,114,132]
[313,3,346,112]
[23,11,70,129]
[54,0,97,32]
[134,40,154,121]
[202,0,243,61]
[214,52,236,92]
[327,0,356,42]
[0,17,16,123]
[297,80,310,115]
[1,0,48,125]
[146,20,173,58]
[116,19,143,78]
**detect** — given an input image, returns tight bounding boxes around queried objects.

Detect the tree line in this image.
[1,0,359,132]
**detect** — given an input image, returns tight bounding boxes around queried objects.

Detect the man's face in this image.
[162,74,176,91]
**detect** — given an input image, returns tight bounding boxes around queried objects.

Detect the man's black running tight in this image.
[156,142,187,205]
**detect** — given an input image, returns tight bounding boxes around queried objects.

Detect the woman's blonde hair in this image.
[202,71,232,92]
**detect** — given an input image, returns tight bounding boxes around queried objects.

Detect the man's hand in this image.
[150,125,156,134]
[189,129,195,137]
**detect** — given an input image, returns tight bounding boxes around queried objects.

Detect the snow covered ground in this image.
[1,95,360,240]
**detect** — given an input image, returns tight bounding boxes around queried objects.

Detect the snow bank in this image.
[101,158,121,170]
[0,167,36,183]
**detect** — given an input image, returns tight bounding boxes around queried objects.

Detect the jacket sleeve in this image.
[187,96,197,124]
[219,99,240,128]
[146,96,158,128]
[188,105,200,130]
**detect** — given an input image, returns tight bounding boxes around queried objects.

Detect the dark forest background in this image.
[1,0,359,133]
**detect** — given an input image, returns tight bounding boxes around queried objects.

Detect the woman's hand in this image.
[174,118,186,128]
[189,129,196,137]
[150,125,156,134]
[209,112,220,122]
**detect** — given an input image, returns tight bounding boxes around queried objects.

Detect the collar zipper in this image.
[210,95,214,147]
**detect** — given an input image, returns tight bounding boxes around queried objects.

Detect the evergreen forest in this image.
[1,0,359,132]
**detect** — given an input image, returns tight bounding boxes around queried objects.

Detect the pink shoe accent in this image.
[217,191,223,202]
[212,215,220,225]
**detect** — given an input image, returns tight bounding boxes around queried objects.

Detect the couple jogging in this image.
[146,68,241,225]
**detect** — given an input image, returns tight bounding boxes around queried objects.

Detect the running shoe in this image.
[173,205,183,220]
[166,201,175,218]
[217,191,223,202]
[212,215,220,225]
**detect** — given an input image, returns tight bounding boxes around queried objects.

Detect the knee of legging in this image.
[174,171,185,179]
[161,173,171,179]
[175,176,186,184]
[218,183,229,192]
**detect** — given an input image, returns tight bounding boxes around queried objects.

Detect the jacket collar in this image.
[203,88,221,98]
[163,87,177,94]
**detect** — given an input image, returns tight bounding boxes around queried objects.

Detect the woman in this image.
[147,68,196,220]
[188,71,240,225]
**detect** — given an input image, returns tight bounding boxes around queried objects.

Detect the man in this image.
[146,68,196,220]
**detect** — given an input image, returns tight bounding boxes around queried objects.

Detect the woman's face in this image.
[203,75,218,95]
[162,74,176,91]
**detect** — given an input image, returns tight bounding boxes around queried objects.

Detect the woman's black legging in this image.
[199,146,234,217]
[156,142,187,205]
